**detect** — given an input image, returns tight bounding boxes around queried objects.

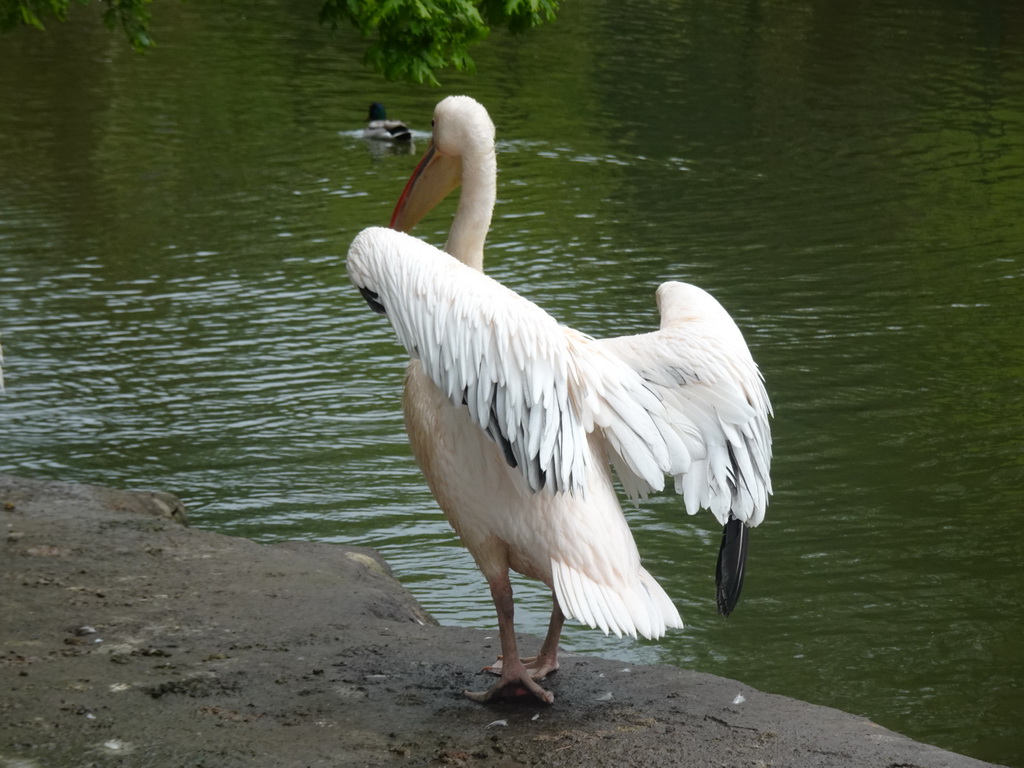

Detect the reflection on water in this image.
[1,1,1023,765]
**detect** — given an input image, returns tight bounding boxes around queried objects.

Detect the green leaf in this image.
[0,0,558,83]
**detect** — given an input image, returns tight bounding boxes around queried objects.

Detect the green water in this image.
[1,1,1022,764]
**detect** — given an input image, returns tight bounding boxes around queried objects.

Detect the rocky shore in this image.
[0,474,1004,767]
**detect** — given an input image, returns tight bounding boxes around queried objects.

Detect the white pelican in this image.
[363,102,412,142]
[346,96,772,704]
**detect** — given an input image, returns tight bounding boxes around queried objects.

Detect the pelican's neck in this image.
[445,144,496,272]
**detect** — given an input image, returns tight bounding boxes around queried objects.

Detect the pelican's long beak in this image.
[390,139,461,232]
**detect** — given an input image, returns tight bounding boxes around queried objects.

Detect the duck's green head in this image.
[368,102,387,121]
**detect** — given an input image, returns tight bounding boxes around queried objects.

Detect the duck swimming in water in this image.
[363,102,412,142]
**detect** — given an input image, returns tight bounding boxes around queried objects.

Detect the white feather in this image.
[348,226,772,622]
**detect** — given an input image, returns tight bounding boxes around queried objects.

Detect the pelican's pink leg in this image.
[526,599,564,679]
[464,572,554,704]
[487,598,564,680]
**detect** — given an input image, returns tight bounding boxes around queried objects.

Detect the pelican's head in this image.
[390,95,496,233]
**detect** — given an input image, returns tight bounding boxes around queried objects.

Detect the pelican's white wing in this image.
[347,228,771,528]
[597,281,773,527]
[347,227,592,494]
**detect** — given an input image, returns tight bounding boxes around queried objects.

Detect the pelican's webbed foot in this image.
[482,654,559,681]
[464,660,555,704]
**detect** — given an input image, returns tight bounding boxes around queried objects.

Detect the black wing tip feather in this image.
[715,518,749,617]
[358,287,387,315]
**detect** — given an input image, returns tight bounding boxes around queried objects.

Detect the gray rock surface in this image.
[0,474,1004,767]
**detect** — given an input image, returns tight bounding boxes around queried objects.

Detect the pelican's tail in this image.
[551,560,683,641]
